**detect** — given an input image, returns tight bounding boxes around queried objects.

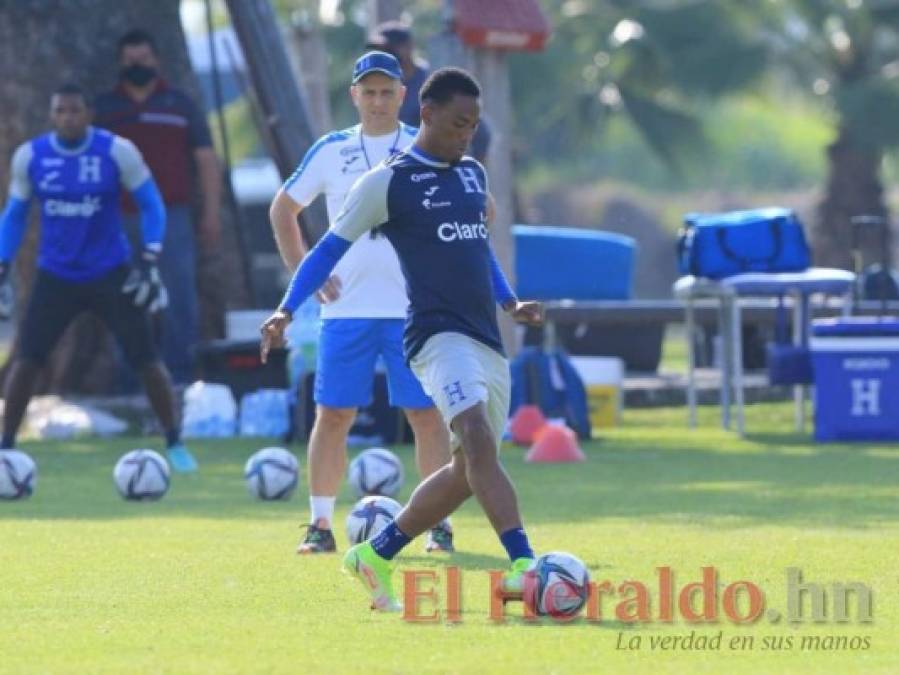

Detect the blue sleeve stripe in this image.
[280,232,352,313]
[131,178,166,249]
[0,197,30,263]
[489,246,516,305]
[283,130,351,190]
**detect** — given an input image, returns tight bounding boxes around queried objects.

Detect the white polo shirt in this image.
[283,122,417,319]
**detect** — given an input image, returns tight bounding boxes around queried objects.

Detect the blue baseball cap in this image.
[352,51,403,84]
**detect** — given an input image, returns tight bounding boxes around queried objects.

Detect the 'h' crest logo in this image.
[850,378,881,416]
[79,156,101,183]
[454,166,483,194]
[443,381,466,406]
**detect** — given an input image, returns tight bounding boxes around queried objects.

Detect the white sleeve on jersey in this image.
[110,136,152,190]
[283,136,331,208]
[330,164,392,243]
[8,142,33,200]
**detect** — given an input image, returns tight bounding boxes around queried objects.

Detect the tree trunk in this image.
[285,17,333,136]
[0,0,247,393]
[815,127,888,271]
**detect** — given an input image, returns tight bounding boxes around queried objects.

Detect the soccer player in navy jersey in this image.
[0,84,197,472]
[260,67,543,611]
[269,52,454,555]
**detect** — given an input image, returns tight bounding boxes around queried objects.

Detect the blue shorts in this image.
[315,318,434,409]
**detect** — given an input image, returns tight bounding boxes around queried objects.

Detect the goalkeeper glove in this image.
[121,249,168,314]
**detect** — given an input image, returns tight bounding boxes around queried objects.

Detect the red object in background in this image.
[525,424,586,463]
[509,404,547,445]
[226,353,262,369]
[452,0,551,51]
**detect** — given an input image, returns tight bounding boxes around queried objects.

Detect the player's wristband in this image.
[501,298,518,313]
[141,248,161,267]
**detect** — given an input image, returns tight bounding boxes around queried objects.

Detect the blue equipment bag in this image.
[678,208,811,279]
[766,296,813,386]
[510,347,592,440]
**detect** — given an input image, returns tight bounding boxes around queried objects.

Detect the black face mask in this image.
[120,63,157,87]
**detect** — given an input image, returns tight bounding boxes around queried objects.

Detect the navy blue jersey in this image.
[8,127,150,281]
[331,146,502,360]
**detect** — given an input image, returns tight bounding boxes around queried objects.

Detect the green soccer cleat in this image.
[501,556,537,595]
[342,541,401,612]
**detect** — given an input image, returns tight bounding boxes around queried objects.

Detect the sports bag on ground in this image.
[510,347,592,440]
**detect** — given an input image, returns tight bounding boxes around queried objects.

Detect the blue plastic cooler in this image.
[811,317,899,441]
[513,225,635,300]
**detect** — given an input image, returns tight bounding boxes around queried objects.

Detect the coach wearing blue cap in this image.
[268,51,456,555]
[352,50,403,83]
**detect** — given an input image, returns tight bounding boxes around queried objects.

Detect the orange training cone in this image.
[525,423,586,463]
[509,405,547,446]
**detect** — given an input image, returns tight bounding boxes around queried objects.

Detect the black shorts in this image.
[17,266,158,369]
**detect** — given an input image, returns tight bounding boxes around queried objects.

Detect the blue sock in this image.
[370,520,411,561]
[500,527,535,562]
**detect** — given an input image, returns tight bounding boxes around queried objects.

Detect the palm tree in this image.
[514,1,899,269]
[508,1,768,175]
[761,0,899,268]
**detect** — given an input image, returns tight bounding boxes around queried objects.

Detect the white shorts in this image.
[410,332,511,452]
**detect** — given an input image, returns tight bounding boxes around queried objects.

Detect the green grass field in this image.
[1,402,897,675]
